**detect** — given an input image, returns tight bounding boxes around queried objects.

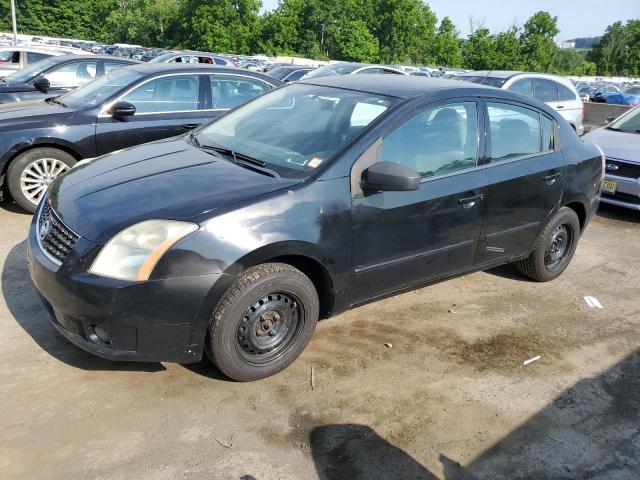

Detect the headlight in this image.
[89,220,198,281]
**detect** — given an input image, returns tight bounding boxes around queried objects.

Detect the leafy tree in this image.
[588,20,640,76]
[492,27,524,70]
[334,19,379,62]
[432,17,461,67]
[553,49,596,76]
[519,11,559,71]
[461,27,496,70]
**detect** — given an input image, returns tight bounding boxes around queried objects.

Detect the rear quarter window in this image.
[556,83,577,101]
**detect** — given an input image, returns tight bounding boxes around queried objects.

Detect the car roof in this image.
[273,65,312,71]
[122,63,284,84]
[457,70,521,79]
[298,74,494,99]
[51,54,141,63]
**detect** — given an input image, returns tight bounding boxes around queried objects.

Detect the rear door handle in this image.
[458,193,484,209]
[555,105,564,109]
[182,123,199,130]
[543,173,561,185]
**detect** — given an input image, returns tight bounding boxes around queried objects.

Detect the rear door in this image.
[95,73,209,155]
[475,100,564,265]
[205,73,273,121]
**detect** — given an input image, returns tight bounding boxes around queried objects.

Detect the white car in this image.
[302,62,407,80]
[0,45,90,77]
[458,71,584,135]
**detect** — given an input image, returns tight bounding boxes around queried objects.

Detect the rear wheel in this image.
[516,207,580,282]
[207,263,319,381]
[7,148,76,213]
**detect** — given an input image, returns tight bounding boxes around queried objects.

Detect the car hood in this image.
[48,138,300,243]
[583,127,640,163]
[0,98,74,124]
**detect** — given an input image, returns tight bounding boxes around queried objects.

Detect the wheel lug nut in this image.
[256,331,263,337]
[268,330,276,336]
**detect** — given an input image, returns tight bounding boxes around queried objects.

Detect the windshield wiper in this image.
[46,97,67,107]
[193,140,279,178]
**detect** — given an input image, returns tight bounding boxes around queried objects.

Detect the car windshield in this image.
[608,107,640,133]
[303,64,361,79]
[3,57,58,83]
[458,76,507,88]
[196,84,394,178]
[56,68,144,109]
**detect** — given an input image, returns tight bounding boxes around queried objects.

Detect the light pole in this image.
[11,0,18,44]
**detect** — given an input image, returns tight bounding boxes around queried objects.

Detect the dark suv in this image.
[28,76,603,381]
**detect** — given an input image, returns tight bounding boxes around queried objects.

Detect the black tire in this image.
[7,148,76,213]
[516,207,580,282]
[207,263,319,381]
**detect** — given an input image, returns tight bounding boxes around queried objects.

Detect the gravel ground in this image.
[0,201,638,480]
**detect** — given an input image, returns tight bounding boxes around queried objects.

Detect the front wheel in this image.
[516,207,580,282]
[207,263,319,381]
[7,148,76,213]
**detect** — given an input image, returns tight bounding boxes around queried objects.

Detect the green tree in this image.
[461,27,496,70]
[334,19,379,62]
[588,20,640,76]
[552,49,596,76]
[432,17,461,67]
[519,11,560,71]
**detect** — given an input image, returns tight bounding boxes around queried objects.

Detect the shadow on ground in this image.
[2,240,165,372]
[596,203,640,224]
[306,350,639,479]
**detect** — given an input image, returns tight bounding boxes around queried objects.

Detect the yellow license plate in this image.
[602,179,617,195]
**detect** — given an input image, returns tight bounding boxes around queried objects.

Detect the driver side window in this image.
[380,102,479,178]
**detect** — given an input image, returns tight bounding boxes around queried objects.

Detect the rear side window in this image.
[556,83,577,101]
[380,101,479,177]
[284,69,308,82]
[122,74,201,113]
[487,102,543,160]
[210,75,269,109]
[26,52,49,64]
[508,78,533,97]
[533,79,559,102]
[47,61,98,87]
[541,115,554,151]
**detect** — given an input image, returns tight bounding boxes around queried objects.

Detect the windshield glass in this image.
[149,52,179,63]
[609,107,640,133]
[196,84,394,178]
[303,64,361,79]
[458,76,506,88]
[57,68,144,109]
[3,57,58,83]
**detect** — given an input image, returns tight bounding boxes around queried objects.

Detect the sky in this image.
[260,0,640,41]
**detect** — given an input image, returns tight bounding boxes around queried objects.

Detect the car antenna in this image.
[481,70,492,85]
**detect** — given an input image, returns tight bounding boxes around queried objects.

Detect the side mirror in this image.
[360,161,420,192]
[33,77,50,92]
[606,116,617,123]
[109,101,136,118]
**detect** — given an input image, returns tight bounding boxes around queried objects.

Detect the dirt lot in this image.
[0,201,638,480]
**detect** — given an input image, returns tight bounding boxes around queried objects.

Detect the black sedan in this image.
[0,64,282,212]
[0,55,139,104]
[27,75,603,381]
[266,65,315,82]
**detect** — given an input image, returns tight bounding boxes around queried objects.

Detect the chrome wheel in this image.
[544,224,572,270]
[20,158,70,206]
[236,292,304,364]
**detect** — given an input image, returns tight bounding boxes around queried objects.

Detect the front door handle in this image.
[555,105,565,109]
[543,172,561,185]
[182,123,199,130]
[458,193,484,209]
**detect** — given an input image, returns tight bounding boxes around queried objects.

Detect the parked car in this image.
[0,55,139,104]
[149,51,234,66]
[458,71,585,135]
[302,62,407,79]
[0,64,282,212]
[0,46,91,77]
[602,86,640,106]
[27,75,602,381]
[590,84,621,103]
[266,65,315,82]
[583,106,640,210]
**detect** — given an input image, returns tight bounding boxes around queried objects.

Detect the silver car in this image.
[458,71,584,135]
[583,106,640,211]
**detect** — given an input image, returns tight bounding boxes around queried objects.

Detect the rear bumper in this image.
[27,215,231,363]
[601,174,640,211]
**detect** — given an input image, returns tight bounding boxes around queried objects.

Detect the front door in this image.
[95,73,208,155]
[350,100,487,302]
[475,100,564,264]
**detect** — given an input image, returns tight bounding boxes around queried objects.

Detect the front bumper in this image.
[601,174,640,211]
[27,213,230,364]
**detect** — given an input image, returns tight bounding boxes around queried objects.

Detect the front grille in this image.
[38,202,79,264]
[605,159,640,179]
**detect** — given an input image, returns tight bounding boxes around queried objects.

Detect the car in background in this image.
[0,45,91,77]
[583,106,640,211]
[266,65,314,82]
[458,71,584,135]
[0,64,282,212]
[590,84,622,102]
[602,86,640,106]
[150,51,234,66]
[410,71,431,77]
[0,55,139,104]
[302,62,407,79]
[26,76,602,381]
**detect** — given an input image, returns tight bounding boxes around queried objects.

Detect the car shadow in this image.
[596,202,640,224]
[484,263,530,281]
[0,198,30,215]
[2,239,165,372]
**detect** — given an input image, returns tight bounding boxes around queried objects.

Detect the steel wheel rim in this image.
[236,292,304,364]
[545,224,572,270]
[20,158,69,206]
